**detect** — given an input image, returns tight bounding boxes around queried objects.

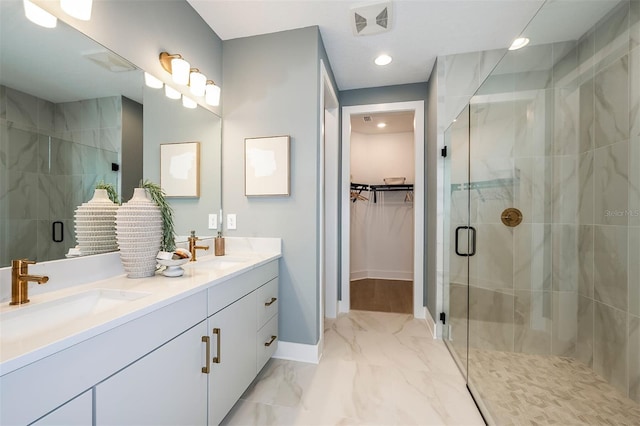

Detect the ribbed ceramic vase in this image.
[115,188,163,278]
[74,189,119,256]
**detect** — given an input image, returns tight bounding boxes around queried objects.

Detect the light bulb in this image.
[23,0,57,28]
[182,96,197,109]
[144,73,163,89]
[205,81,221,106]
[374,54,392,66]
[171,57,190,85]
[509,37,530,50]
[164,85,181,100]
[60,0,93,20]
[189,70,206,97]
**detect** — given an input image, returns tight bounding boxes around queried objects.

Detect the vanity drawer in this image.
[256,315,278,372]
[255,277,278,328]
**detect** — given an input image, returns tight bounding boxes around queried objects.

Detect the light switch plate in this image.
[227,214,237,230]
[208,214,217,229]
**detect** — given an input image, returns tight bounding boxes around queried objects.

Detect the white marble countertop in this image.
[0,237,281,376]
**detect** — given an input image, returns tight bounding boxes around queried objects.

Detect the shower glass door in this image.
[442,105,471,378]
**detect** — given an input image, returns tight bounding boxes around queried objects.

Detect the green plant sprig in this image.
[96,181,120,205]
[140,179,176,252]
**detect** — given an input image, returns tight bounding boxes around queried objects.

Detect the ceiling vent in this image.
[363,115,372,122]
[83,50,137,73]
[350,1,393,36]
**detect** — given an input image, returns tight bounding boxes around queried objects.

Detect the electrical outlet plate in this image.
[208,214,217,229]
[227,214,237,230]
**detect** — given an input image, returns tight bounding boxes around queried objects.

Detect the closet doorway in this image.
[340,101,425,318]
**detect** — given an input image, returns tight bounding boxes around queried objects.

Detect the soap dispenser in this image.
[215,231,225,256]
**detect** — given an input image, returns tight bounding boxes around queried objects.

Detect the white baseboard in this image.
[424,306,437,339]
[273,341,320,364]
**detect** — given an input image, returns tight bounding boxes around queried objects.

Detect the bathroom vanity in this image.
[0,239,280,425]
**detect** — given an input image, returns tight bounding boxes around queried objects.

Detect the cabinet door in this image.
[209,294,257,425]
[32,390,92,426]
[95,320,209,426]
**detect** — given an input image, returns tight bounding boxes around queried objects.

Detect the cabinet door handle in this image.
[264,335,277,347]
[212,328,221,364]
[201,336,210,374]
[265,297,277,307]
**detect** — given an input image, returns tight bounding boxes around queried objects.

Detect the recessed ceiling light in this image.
[509,37,530,50]
[374,54,392,66]
[377,122,387,128]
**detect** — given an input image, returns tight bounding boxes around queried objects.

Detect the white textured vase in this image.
[115,188,163,278]
[74,189,119,256]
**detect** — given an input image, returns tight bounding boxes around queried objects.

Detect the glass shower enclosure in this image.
[443,0,640,423]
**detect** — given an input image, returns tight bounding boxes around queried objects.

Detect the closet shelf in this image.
[350,183,414,203]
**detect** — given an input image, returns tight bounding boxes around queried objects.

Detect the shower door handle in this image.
[455,226,477,257]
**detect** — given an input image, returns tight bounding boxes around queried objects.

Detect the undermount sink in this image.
[0,289,151,344]
[201,257,251,270]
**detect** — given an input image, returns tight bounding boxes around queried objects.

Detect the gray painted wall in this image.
[33,0,223,116]
[143,86,222,237]
[222,26,328,346]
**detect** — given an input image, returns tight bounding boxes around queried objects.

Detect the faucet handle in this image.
[22,259,36,265]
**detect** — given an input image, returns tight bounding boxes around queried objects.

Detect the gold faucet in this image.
[188,231,209,262]
[10,259,49,305]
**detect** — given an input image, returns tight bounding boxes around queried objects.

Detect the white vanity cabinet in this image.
[206,260,279,425]
[31,391,93,426]
[95,320,209,425]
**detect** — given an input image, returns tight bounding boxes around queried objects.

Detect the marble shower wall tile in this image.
[578,225,594,298]
[632,46,640,138]
[515,157,553,224]
[0,85,6,119]
[7,125,39,172]
[630,226,640,316]
[469,286,514,352]
[6,87,38,129]
[514,223,552,292]
[630,314,640,403]
[577,295,594,367]
[579,77,595,153]
[7,171,38,220]
[594,225,628,311]
[551,290,577,357]
[579,151,595,223]
[594,55,629,148]
[632,0,640,50]
[473,224,513,292]
[594,140,630,225]
[552,224,579,292]
[37,219,74,262]
[514,290,552,355]
[552,156,579,224]
[594,301,628,396]
[554,87,579,155]
[6,219,38,261]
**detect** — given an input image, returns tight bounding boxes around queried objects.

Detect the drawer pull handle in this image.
[264,335,277,347]
[201,336,210,374]
[212,328,221,364]
[265,297,277,307]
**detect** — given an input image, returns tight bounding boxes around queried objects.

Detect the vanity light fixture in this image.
[23,0,57,28]
[159,52,190,85]
[205,81,221,106]
[182,96,197,109]
[60,0,92,21]
[164,85,181,100]
[509,37,530,50]
[189,69,207,97]
[144,72,163,89]
[374,54,392,66]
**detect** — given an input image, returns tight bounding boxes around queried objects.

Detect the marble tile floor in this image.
[222,310,485,426]
[467,348,640,426]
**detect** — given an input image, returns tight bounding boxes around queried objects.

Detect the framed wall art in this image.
[244,135,290,196]
[160,142,200,197]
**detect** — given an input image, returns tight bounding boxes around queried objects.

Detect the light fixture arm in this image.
[159,52,183,74]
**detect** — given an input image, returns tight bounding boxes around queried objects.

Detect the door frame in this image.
[340,101,425,318]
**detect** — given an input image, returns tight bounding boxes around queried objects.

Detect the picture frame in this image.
[244,135,290,196]
[160,142,200,197]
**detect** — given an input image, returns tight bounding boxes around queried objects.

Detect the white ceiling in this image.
[187,0,546,91]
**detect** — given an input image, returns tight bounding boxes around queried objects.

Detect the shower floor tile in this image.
[468,348,640,425]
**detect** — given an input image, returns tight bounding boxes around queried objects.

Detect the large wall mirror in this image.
[0,0,222,267]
